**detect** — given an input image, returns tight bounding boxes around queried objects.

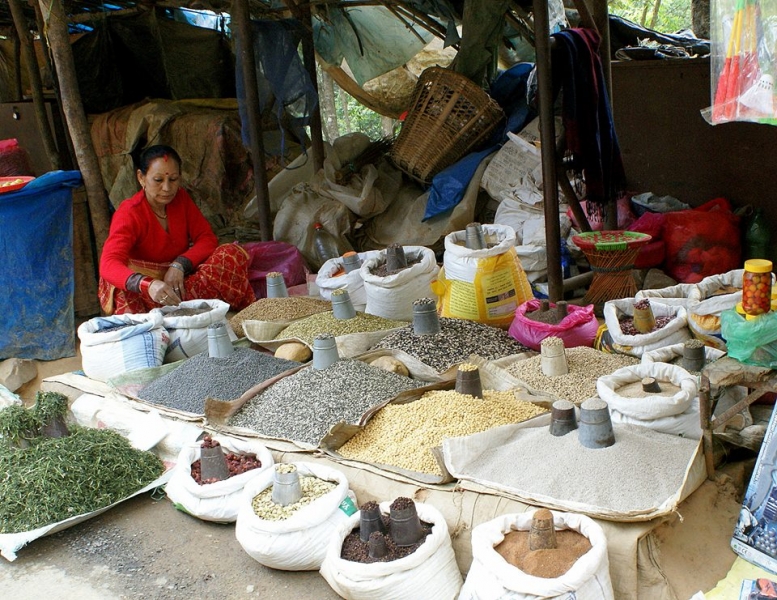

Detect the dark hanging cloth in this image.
[550,28,626,215]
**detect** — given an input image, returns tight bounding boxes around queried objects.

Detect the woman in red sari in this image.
[98,145,255,315]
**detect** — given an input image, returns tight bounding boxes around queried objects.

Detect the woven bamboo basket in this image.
[572,231,653,304]
[390,67,505,184]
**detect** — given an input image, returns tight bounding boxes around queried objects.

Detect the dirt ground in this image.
[3,353,751,599]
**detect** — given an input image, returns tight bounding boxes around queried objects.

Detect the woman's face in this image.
[138,156,181,207]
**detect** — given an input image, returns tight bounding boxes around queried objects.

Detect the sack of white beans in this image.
[319,501,462,600]
[600,298,691,358]
[165,436,274,523]
[597,363,701,439]
[235,462,356,571]
[460,510,613,600]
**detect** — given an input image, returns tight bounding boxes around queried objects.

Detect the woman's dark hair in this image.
[137,145,182,174]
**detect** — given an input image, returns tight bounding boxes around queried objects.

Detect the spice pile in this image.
[505,347,639,404]
[496,527,592,578]
[372,318,531,372]
[229,359,423,445]
[230,297,332,338]
[137,348,300,412]
[337,388,546,474]
[274,311,407,344]
[340,499,432,563]
[189,436,262,485]
[251,464,336,520]
[0,413,164,534]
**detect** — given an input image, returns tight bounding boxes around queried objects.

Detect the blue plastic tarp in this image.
[0,170,83,360]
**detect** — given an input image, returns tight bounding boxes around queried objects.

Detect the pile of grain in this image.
[230,297,332,337]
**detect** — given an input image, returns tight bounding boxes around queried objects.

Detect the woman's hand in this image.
[148,279,181,306]
[164,264,186,301]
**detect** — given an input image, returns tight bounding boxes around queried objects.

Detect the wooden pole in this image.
[231,0,272,241]
[12,28,23,100]
[38,0,111,254]
[532,0,563,302]
[9,0,62,170]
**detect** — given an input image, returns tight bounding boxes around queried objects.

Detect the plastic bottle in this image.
[745,208,771,261]
[313,223,341,265]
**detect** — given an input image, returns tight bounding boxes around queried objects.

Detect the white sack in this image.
[155,299,234,362]
[460,510,613,600]
[597,363,700,438]
[235,462,355,571]
[315,250,384,311]
[361,246,440,321]
[165,436,274,523]
[78,313,169,382]
[319,501,463,600]
[602,299,691,358]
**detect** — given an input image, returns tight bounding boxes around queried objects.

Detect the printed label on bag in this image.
[339,496,357,516]
[446,280,480,320]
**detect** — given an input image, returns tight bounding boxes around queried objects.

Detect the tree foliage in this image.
[608,0,692,34]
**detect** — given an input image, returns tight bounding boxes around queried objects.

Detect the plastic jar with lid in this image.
[742,259,773,316]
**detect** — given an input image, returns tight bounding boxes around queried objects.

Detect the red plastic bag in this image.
[628,211,666,269]
[508,299,600,351]
[663,198,741,284]
[241,241,310,299]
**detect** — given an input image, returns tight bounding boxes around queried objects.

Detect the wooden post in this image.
[37,0,111,253]
[231,0,272,241]
[9,0,62,171]
[532,0,563,302]
[12,28,23,100]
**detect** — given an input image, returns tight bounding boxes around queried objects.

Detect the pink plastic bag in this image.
[509,299,600,351]
[241,241,310,299]
[567,194,636,231]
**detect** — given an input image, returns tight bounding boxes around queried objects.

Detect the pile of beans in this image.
[505,347,639,404]
[228,359,423,445]
[251,466,336,520]
[372,318,531,372]
[274,311,407,344]
[618,315,671,336]
[137,348,300,413]
[337,388,546,474]
[229,297,332,337]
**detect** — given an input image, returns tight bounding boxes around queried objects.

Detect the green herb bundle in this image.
[0,426,165,534]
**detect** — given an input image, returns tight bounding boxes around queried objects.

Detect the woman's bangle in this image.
[169,262,185,273]
[139,276,154,298]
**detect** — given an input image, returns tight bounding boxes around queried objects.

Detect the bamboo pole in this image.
[231,0,272,241]
[532,0,563,302]
[9,0,62,171]
[37,0,111,253]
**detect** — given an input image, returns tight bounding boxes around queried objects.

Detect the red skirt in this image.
[99,243,256,315]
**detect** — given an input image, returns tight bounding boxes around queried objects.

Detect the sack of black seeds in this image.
[165,436,273,523]
[361,246,439,321]
[320,501,462,600]
[460,510,613,600]
[599,298,690,358]
[78,312,169,382]
[154,299,234,362]
[235,462,356,570]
